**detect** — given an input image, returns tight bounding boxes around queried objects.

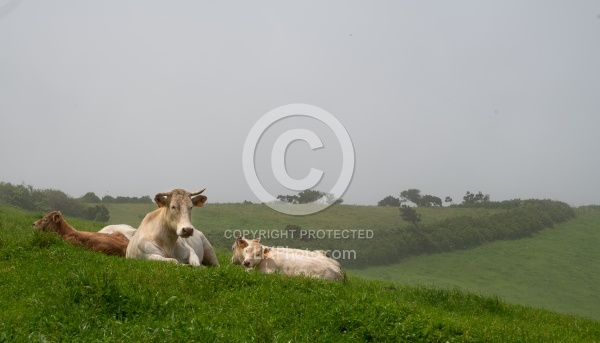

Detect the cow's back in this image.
[99,224,137,240]
[269,252,343,282]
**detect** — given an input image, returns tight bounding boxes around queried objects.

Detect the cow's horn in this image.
[189,188,206,196]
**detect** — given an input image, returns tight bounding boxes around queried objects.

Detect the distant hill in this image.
[351,210,600,320]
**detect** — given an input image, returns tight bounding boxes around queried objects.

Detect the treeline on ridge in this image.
[79,192,152,204]
[0,182,109,222]
[0,182,151,223]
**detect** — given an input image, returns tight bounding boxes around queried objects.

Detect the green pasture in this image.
[1,205,599,342]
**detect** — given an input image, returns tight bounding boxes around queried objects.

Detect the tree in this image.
[462,191,490,205]
[101,195,115,203]
[78,192,101,203]
[400,189,422,206]
[420,195,442,207]
[400,188,443,207]
[322,192,343,205]
[399,205,421,228]
[138,195,152,203]
[0,182,36,210]
[38,189,87,217]
[297,189,325,204]
[277,194,299,204]
[84,205,110,222]
[444,196,453,204]
[378,195,401,207]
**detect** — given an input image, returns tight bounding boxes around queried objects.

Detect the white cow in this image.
[98,224,137,240]
[125,188,219,266]
[241,242,344,282]
[231,236,338,266]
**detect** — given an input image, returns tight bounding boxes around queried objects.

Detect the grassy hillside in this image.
[1,206,600,341]
[351,210,600,320]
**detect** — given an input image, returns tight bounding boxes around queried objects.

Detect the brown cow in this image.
[33,211,129,256]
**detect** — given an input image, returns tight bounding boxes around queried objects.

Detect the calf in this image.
[241,242,344,282]
[231,237,339,267]
[125,188,219,266]
[33,211,129,256]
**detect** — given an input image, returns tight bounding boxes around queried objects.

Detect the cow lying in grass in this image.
[100,223,218,268]
[125,188,219,266]
[98,224,137,240]
[236,238,344,282]
[33,211,129,256]
[231,237,338,266]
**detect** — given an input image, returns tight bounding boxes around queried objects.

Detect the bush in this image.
[0,182,111,222]
[421,199,575,257]
[377,196,400,207]
[84,205,110,222]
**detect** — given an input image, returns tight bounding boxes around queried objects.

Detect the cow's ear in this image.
[52,212,62,223]
[192,195,207,207]
[154,194,168,208]
[263,247,271,256]
[237,238,248,248]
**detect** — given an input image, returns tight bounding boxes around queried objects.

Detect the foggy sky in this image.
[1,1,599,207]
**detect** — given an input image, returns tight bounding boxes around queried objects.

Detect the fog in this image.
[1,1,599,206]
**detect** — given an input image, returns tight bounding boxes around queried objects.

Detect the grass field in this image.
[350,210,600,320]
[1,205,600,341]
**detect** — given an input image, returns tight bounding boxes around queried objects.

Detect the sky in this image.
[1,1,599,207]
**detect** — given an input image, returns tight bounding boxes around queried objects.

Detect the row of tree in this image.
[378,189,491,207]
[79,192,152,204]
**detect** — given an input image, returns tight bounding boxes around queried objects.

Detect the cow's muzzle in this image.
[179,227,194,238]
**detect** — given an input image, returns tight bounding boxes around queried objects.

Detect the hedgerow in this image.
[260,199,575,268]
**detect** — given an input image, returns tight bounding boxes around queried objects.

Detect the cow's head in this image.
[242,243,270,268]
[154,188,207,238]
[231,236,260,264]
[33,211,62,232]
